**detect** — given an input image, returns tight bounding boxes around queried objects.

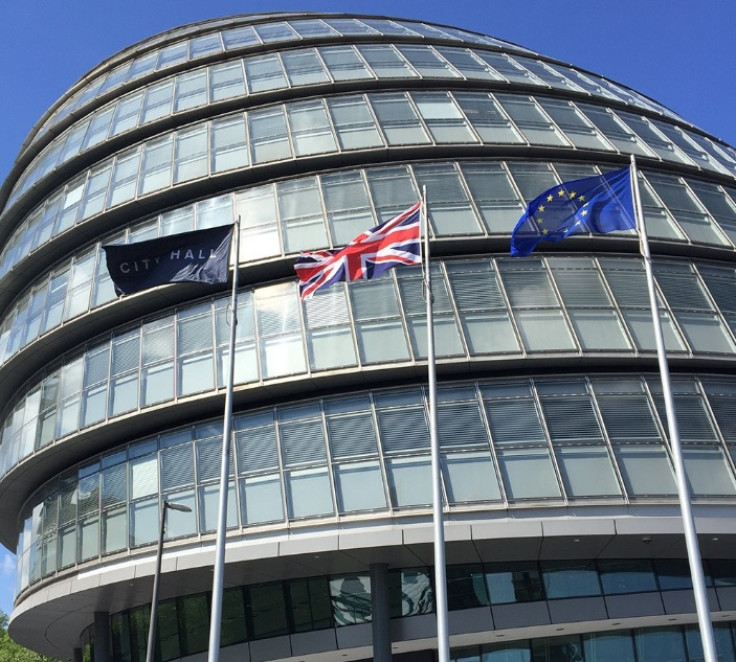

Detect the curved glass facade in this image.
[3,161,736,373]
[7,40,685,209]
[4,91,736,284]
[73,561,735,662]
[2,11,735,662]
[14,373,736,592]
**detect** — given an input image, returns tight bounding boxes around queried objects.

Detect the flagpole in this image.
[422,186,450,662]
[207,216,241,662]
[629,155,717,662]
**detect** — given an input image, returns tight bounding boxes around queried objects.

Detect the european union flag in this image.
[510,167,635,257]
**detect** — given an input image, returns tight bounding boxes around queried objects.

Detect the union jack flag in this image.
[295,202,422,300]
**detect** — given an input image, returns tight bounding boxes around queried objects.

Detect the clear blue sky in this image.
[0,0,734,618]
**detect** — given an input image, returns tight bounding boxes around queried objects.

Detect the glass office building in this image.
[1,12,736,662]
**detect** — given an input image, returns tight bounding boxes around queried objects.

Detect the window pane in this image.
[286,468,334,518]
[541,560,601,598]
[386,456,432,506]
[334,461,387,512]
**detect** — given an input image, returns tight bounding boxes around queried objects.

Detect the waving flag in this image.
[295,202,422,299]
[103,224,233,295]
[510,167,635,257]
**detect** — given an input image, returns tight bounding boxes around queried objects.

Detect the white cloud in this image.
[1,552,16,576]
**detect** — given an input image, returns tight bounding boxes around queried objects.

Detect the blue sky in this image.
[0,0,734,619]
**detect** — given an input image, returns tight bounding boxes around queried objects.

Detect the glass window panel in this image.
[358,44,417,78]
[108,149,142,207]
[130,497,158,547]
[683,447,736,495]
[454,93,523,144]
[80,518,99,561]
[130,455,158,499]
[320,45,372,81]
[277,177,328,252]
[514,310,576,352]
[414,163,482,234]
[330,574,372,626]
[390,568,433,617]
[496,95,569,146]
[142,80,174,123]
[355,320,410,363]
[568,310,631,350]
[245,54,286,93]
[555,446,622,498]
[287,100,337,156]
[241,475,284,525]
[635,628,687,662]
[497,448,561,500]
[475,51,539,84]
[198,482,237,532]
[110,93,143,136]
[542,560,600,598]
[139,136,173,195]
[413,92,477,143]
[248,107,291,163]
[485,562,544,605]
[443,452,501,502]
[261,334,306,378]
[676,313,736,353]
[461,162,523,232]
[334,461,387,512]
[235,185,281,260]
[221,588,248,646]
[210,61,246,101]
[614,445,677,496]
[531,637,585,662]
[582,633,635,662]
[174,70,207,112]
[436,47,500,81]
[328,96,383,150]
[598,559,657,595]
[370,93,430,145]
[398,45,460,78]
[685,624,736,662]
[102,507,127,554]
[223,25,260,49]
[619,112,692,164]
[286,468,334,518]
[386,456,432,507]
[83,108,114,148]
[211,115,248,172]
[578,104,654,156]
[282,49,330,86]
[308,327,356,370]
[177,594,209,656]
[407,316,465,359]
[175,125,208,183]
[248,583,289,639]
[623,310,687,352]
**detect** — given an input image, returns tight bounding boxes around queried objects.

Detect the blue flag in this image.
[103,224,233,295]
[510,167,635,257]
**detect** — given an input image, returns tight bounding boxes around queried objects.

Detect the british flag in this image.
[294,202,422,300]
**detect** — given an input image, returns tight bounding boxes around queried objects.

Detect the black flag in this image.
[103,224,234,296]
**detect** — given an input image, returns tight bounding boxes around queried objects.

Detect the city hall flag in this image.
[510,167,635,257]
[295,202,422,300]
[103,224,233,296]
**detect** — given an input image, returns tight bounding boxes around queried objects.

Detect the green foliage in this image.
[0,610,61,662]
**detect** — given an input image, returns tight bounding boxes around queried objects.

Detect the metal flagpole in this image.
[422,186,450,662]
[629,155,718,662]
[207,217,241,662]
